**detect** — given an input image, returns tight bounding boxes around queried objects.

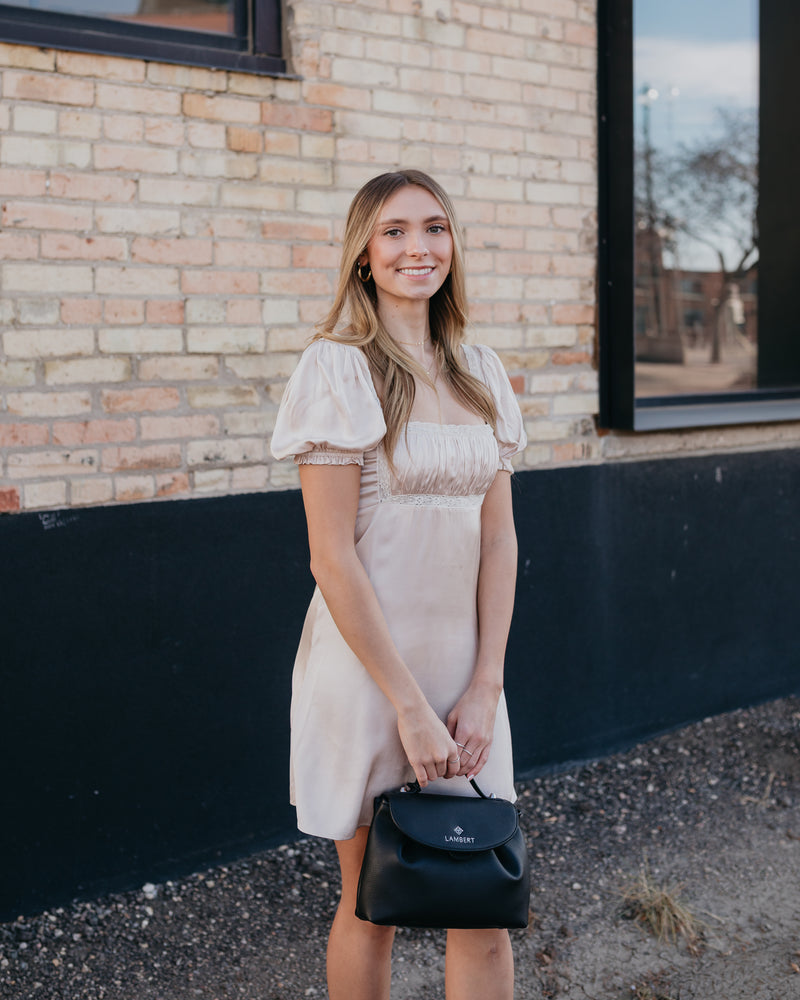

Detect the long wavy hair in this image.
[315,170,496,460]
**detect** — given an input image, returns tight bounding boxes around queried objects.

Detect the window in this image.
[599,0,800,429]
[0,0,283,75]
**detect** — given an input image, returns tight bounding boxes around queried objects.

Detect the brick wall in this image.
[0,0,797,515]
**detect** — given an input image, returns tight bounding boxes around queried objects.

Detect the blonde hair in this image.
[316,170,496,459]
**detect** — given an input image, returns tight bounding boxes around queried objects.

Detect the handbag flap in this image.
[385,790,519,852]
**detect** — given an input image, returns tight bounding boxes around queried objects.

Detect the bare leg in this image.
[445,928,514,1000]
[328,827,396,1000]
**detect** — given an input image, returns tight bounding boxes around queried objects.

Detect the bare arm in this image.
[298,461,460,787]
[447,469,518,779]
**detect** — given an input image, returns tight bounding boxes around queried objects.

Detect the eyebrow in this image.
[378,215,448,226]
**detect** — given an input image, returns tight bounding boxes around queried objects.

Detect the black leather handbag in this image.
[355,779,530,929]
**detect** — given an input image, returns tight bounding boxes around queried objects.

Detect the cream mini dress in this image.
[270,338,527,841]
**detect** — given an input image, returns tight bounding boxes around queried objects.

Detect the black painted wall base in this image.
[3,449,799,919]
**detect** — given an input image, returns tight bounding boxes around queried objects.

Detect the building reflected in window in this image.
[633,0,759,399]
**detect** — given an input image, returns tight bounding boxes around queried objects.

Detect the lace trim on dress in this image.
[376,437,486,510]
[296,450,364,467]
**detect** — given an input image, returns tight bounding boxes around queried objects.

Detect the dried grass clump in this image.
[620,865,702,953]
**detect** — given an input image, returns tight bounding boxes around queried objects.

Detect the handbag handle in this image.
[402,778,494,799]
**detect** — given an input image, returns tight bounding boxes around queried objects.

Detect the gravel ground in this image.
[2,695,799,1000]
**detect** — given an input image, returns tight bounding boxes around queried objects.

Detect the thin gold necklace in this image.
[396,337,430,347]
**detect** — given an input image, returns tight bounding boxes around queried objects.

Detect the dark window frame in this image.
[598,0,800,431]
[0,0,284,76]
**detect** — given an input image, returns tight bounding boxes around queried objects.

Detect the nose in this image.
[405,231,429,257]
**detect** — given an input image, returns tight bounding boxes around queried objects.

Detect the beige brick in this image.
[41,234,128,261]
[138,356,219,381]
[102,444,181,472]
[183,93,260,124]
[0,361,36,387]
[225,354,298,379]
[140,414,219,439]
[0,168,48,196]
[214,241,291,268]
[226,299,262,324]
[180,150,257,181]
[2,200,92,231]
[185,299,226,324]
[226,126,263,154]
[146,300,184,324]
[187,386,260,408]
[186,327,265,354]
[219,184,295,212]
[257,158,333,187]
[131,237,213,266]
[23,481,69,509]
[56,50,146,81]
[95,207,180,236]
[52,419,137,445]
[45,358,131,385]
[0,232,38,259]
[58,111,103,140]
[155,472,190,498]
[1,136,90,169]
[49,172,137,202]
[3,70,94,105]
[7,449,98,478]
[7,391,92,417]
[12,106,58,134]
[227,71,279,98]
[3,263,93,293]
[0,42,55,70]
[147,61,226,90]
[526,327,579,349]
[4,328,94,358]
[139,177,217,206]
[96,82,180,115]
[94,144,178,175]
[187,121,227,148]
[103,299,144,324]
[102,114,144,143]
[262,299,300,325]
[102,387,180,412]
[231,465,269,492]
[115,475,156,501]
[95,267,180,296]
[187,438,265,467]
[223,411,275,436]
[182,270,259,295]
[552,393,598,417]
[260,270,332,297]
[71,476,114,506]
[193,468,231,493]
[145,118,185,146]
[98,328,184,354]
[0,423,50,448]
[269,462,300,489]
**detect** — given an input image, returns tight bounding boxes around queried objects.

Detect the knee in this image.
[448,927,509,959]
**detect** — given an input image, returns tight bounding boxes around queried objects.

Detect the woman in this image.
[270,170,527,1000]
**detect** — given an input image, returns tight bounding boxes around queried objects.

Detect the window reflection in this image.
[633,0,759,398]
[3,0,233,35]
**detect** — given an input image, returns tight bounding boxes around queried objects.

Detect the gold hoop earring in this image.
[357,262,372,283]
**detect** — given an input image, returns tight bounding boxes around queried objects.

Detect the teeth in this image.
[399,267,433,275]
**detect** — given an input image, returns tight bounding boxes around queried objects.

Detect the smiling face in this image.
[359,185,454,312]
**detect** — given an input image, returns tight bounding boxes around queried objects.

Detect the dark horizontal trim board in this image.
[3,450,800,918]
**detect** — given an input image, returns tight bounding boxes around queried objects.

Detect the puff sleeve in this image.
[270,338,386,466]
[464,344,527,473]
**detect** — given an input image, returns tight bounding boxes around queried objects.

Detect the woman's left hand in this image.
[445,680,501,779]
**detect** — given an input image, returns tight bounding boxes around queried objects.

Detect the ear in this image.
[357,253,369,267]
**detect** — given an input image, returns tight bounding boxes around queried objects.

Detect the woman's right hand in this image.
[397,700,461,787]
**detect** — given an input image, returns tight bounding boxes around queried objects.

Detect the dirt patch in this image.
[2,696,799,999]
